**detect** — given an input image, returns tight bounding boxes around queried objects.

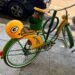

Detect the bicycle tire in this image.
[3,39,38,68]
[62,24,74,48]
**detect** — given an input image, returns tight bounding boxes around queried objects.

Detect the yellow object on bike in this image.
[34,7,47,13]
[62,15,67,19]
[24,35,43,49]
[5,20,24,38]
[34,7,50,16]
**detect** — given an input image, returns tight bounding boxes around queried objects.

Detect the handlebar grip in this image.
[34,7,47,13]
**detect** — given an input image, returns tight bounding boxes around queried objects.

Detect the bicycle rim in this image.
[62,25,74,48]
[3,39,38,68]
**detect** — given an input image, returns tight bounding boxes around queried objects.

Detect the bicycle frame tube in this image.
[45,10,57,42]
[55,19,68,37]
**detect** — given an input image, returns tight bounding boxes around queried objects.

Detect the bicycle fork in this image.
[48,20,68,46]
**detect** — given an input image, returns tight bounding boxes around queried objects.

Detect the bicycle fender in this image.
[24,35,43,49]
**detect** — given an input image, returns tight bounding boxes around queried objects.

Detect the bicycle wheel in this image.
[62,24,74,48]
[3,39,38,68]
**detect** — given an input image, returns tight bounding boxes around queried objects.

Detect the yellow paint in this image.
[24,35,43,49]
[56,18,68,36]
[34,7,48,13]
[34,7,50,16]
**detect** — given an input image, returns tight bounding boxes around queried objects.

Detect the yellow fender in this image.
[24,35,43,49]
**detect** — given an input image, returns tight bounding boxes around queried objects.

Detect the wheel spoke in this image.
[7,53,24,56]
[8,49,23,52]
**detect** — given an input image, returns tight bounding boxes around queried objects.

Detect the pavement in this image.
[0,0,75,75]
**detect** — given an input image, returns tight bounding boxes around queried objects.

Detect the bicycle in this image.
[2,5,74,68]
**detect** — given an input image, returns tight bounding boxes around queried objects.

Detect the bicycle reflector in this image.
[5,20,24,38]
[0,51,3,57]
